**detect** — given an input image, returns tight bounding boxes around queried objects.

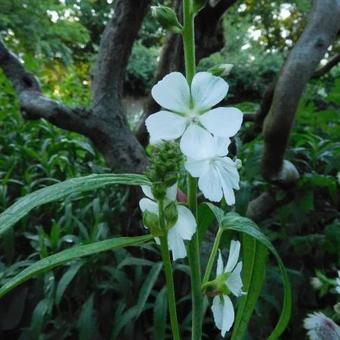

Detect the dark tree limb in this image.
[261,0,340,183]
[0,0,151,173]
[312,53,340,78]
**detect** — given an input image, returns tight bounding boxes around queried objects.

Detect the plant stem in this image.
[202,228,223,285]
[183,1,203,338]
[183,0,196,84]
[159,200,181,340]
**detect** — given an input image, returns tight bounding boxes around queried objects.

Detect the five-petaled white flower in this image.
[145,71,243,145]
[181,125,240,205]
[139,184,196,261]
[304,312,340,340]
[212,240,244,337]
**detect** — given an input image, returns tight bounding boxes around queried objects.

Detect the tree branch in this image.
[0,0,151,173]
[261,0,340,183]
[312,53,340,78]
[0,38,93,137]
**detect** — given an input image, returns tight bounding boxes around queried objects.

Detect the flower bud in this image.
[143,210,162,236]
[208,64,234,77]
[151,5,183,33]
[146,142,183,200]
[164,201,178,228]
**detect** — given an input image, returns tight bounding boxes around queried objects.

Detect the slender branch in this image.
[312,53,340,78]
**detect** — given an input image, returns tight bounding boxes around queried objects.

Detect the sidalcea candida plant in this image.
[0,1,292,339]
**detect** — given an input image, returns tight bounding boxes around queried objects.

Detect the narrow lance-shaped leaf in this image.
[232,235,268,340]
[0,234,153,299]
[0,173,150,237]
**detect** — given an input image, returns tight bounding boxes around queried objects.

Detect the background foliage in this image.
[0,0,339,339]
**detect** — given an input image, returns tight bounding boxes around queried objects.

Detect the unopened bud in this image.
[208,64,234,77]
[143,210,159,231]
[152,6,183,33]
[164,201,178,228]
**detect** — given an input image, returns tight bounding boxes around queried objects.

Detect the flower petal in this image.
[145,111,187,144]
[216,250,224,276]
[174,205,197,240]
[215,158,240,205]
[184,158,210,177]
[191,72,229,111]
[180,124,215,160]
[199,107,243,138]
[214,137,231,157]
[167,225,187,261]
[225,240,241,273]
[141,185,154,200]
[139,198,158,214]
[212,295,235,337]
[221,295,235,336]
[212,296,223,331]
[198,166,223,202]
[151,72,191,112]
[165,183,178,201]
[226,262,243,297]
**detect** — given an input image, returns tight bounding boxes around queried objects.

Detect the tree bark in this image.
[0,0,151,173]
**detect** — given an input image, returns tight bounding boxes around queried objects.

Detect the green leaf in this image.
[111,305,140,340]
[153,287,168,340]
[206,203,292,339]
[0,235,153,299]
[231,234,268,340]
[136,262,162,319]
[0,173,150,237]
[78,294,97,340]
[55,262,82,305]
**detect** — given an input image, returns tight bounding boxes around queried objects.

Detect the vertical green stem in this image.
[183,1,203,339]
[202,228,223,285]
[183,0,196,84]
[159,200,181,340]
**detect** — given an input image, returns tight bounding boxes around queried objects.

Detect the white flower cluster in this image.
[146,72,243,205]
[139,72,244,336]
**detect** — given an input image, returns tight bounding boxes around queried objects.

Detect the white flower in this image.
[181,125,240,204]
[212,240,244,337]
[304,312,340,340]
[145,72,243,144]
[139,184,197,261]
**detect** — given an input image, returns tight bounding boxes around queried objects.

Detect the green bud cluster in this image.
[146,142,183,201]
